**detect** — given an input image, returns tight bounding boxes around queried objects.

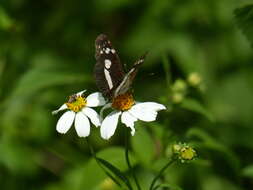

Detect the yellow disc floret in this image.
[66,95,87,112]
[180,147,196,161]
[112,92,135,111]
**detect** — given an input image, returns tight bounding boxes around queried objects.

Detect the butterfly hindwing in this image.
[113,53,147,97]
[94,34,125,99]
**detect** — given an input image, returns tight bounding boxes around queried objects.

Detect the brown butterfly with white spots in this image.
[94,34,147,99]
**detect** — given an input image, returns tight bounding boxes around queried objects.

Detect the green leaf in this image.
[96,147,135,189]
[77,147,134,189]
[242,165,253,178]
[234,4,253,46]
[0,7,13,30]
[187,128,241,174]
[96,157,133,190]
[201,175,241,190]
[94,0,133,12]
[180,98,214,122]
[131,124,155,167]
[153,183,183,190]
[2,65,88,126]
[0,139,38,174]
[97,147,136,170]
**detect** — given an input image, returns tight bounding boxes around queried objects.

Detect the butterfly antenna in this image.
[142,51,149,59]
[134,51,149,67]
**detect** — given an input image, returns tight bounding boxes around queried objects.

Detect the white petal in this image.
[135,102,166,111]
[82,107,101,127]
[100,111,121,140]
[86,92,106,107]
[100,103,112,118]
[52,104,68,115]
[76,90,86,96]
[56,111,75,134]
[74,112,90,137]
[121,111,137,136]
[129,103,161,122]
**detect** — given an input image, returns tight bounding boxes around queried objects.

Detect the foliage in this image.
[235,4,253,47]
[0,0,253,190]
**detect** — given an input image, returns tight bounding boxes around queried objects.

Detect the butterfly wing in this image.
[113,53,147,97]
[94,34,125,99]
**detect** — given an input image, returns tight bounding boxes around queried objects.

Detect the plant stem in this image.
[85,138,122,188]
[125,130,142,190]
[162,54,172,89]
[149,159,175,190]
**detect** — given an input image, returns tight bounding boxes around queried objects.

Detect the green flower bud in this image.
[172,92,184,104]
[100,178,116,190]
[172,142,196,163]
[187,72,202,87]
[172,79,187,93]
[172,144,182,153]
[180,146,196,161]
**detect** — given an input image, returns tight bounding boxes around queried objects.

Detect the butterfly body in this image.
[94,34,146,100]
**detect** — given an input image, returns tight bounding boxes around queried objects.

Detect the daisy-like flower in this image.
[52,90,106,137]
[100,92,166,140]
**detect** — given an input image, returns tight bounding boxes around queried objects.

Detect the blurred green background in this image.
[1,0,253,189]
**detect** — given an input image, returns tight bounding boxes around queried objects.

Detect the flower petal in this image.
[52,104,68,115]
[100,111,121,140]
[86,92,106,107]
[135,102,166,111]
[76,90,86,96]
[121,111,137,136]
[56,111,75,134]
[74,112,90,137]
[100,103,112,118]
[128,103,157,122]
[82,107,101,127]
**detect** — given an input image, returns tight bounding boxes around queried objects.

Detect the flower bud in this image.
[100,178,116,190]
[172,79,187,93]
[172,142,196,163]
[187,72,202,87]
[172,92,184,104]
[180,146,196,161]
[172,144,182,153]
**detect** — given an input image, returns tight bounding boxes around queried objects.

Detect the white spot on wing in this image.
[105,48,110,54]
[105,59,112,69]
[104,69,113,89]
[111,49,116,54]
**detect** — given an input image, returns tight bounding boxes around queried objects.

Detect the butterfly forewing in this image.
[94,34,125,99]
[113,53,147,97]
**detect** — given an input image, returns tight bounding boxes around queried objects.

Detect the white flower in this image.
[100,92,166,140]
[52,90,106,137]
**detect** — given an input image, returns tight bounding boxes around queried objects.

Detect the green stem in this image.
[85,138,122,188]
[149,159,175,190]
[162,54,172,90]
[125,130,142,190]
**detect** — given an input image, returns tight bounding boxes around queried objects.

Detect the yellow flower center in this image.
[180,147,196,160]
[66,95,87,112]
[112,92,135,111]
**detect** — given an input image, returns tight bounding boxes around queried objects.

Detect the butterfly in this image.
[94,34,147,100]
